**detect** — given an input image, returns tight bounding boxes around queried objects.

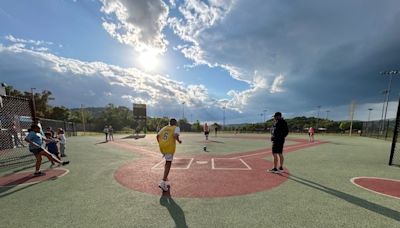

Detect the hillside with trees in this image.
[4,85,362,133]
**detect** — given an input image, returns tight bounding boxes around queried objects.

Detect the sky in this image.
[0,0,399,124]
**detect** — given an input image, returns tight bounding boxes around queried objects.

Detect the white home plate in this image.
[196,160,209,164]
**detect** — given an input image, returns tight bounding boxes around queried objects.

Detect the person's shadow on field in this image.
[160,191,188,228]
[283,173,400,222]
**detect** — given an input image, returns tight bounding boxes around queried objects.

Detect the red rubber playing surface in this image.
[0,168,68,187]
[352,177,400,199]
[114,139,325,198]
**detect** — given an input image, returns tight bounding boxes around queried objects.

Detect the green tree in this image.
[191,120,202,132]
[178,118,191,132]
[339,121,351,131]
[48,106,70,120]
[5,85,24,97]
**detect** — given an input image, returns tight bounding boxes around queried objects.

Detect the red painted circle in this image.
[352,177,400,199]
[0,168,68,187]
[114,140,324,198]
[115,157,288,198]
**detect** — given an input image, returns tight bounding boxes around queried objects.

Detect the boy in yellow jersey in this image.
[156,118,182,191]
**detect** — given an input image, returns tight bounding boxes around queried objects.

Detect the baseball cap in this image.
[273,112,282,117]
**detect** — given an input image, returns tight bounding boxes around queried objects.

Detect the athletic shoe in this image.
[268,168,279,174]
[278,167,284,173]
[62,161,70,166]
[33,171,45,176]
[158,180,169,192]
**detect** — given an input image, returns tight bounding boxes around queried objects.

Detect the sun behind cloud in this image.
[138,49,159,72]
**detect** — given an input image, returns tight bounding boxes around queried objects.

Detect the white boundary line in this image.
[211,158,252,170]
[350,176,400,200]
[231,142,320,159]
[0,168,70,187]
[151,158,194,170]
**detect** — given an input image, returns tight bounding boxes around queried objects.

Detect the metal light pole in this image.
[316,105,321,129]
[380,70,400,139]
[325,110,330,120]
[222,106,226,130]
[30,88,37,120]
[263,109,267,122]
[367,108,373,122]
[380,89,388,135]
[81,104,86,135]
[181,102,185,120]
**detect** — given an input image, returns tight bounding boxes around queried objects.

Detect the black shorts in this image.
[204,131,209,135]
[272,142,284,154]
[29,148,43,154]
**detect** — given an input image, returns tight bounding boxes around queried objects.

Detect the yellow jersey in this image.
[158,126,178,154]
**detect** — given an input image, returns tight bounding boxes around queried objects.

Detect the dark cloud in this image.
[178,0,400,119]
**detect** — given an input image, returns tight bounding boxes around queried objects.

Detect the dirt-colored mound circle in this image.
[115,157,288,198]
[114,139,324,198]
[351,177,400,199]
[0,168,69,187]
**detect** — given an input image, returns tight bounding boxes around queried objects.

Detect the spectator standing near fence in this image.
[11,120,24,147]
[46,127,55,137]
[45,132,61,167]
[103,125,109,142]
[108,125,114,141]
[34,118,44,136]
[58,128,67,157]
[268,112,289,174]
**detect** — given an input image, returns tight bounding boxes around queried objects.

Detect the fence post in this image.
[389,96,400,165]
[29,96,36,121]
[72,122,76,136]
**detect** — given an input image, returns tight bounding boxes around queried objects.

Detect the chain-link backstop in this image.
[0,95,78,169]
[0,95,35,168]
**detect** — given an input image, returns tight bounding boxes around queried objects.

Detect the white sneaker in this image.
[158,180,169,192]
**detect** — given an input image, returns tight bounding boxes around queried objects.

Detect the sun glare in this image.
[138,50,159,71]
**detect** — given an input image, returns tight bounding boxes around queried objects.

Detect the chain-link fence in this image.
[361,120,396,140]
[0,95,78,169]
[0,95,35,168]
[39,118,77,137]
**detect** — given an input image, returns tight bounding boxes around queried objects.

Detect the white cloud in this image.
[169,0,235,61]
[168,0,176,8]
[5,34,53,46]
[0,42,220,116]
[100,0,169,53]
[270,74,284,93]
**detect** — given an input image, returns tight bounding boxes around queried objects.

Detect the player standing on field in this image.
[156,118,182,192]
[308,127,315,143]
[204,123,209,140]
[268,112,289,174]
